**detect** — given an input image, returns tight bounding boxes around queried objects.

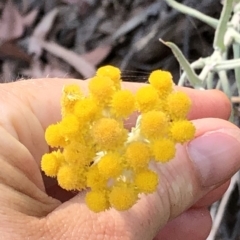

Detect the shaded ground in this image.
[0,0,222,83]
[0,0,238,239]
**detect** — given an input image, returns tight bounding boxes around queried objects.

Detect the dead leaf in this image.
[0,41,31,63]
[39,40,95,78]
[28,8,59,56]
[32,8,59,39]
[61,0,88,4]
[81,45,112,65]
[23,9,39,27]
[0,0,24,41]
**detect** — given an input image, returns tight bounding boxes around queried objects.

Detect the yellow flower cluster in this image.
[41,66,195,212]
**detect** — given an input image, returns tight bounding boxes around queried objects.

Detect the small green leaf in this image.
[160,39,202,87]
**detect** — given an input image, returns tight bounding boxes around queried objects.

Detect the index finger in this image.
[1,78,231,130]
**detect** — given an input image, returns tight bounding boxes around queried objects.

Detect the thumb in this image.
[142,117,240,237]
[153,118,240,222]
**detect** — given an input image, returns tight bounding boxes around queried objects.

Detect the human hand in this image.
[0,78,237,239]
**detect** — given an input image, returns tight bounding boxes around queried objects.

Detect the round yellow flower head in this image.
[74,97,101,122]
[134,170,158,193]
[109,184,138,211]
[151,138,176,163]
[85,191,110,213]
[166,92,191,120]
[140,110,169,140]
[59,114,80,137]
[61,84,82,116]
[41,150,64,177]
[96,65,121,88]
[63,84,82,97]
[97,152,123,178]
[86,165,107,190]
[63,141,94,166]
[111,90,135,118]
[125,141,151,170]
[149,70,173,97]
[45,123,66,147]
[170,120,196,143]
[88,76,115,104]
[91,118,127,150]
[135,85,159,112]
[57,165,86,191]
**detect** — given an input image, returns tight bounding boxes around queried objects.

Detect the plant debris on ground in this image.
[0,0,221,82]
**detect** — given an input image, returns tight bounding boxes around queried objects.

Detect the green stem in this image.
[213,59,240,71]
[178,59,205,86]
[228,28,240,44]
[213,0,233,51]
[218,70,231,98]
[206,71,214,89]
[164,0,218,28]
[199,66,210,81]
[160,39,202,88]
[178,72,186,86]
[233,43,240,95]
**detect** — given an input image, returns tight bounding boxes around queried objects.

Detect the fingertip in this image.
[122,83,232,120]
[186,89,231,120]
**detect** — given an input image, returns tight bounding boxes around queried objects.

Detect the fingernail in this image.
[187,129,240,188]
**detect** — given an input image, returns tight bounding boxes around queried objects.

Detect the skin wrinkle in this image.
[156,165,176,223]
[0,124,60,219]
[1,87,47,164]
[21,87,51,159]
[147,189,167,236]
[155,145,201,222]
[0,86,32,141]
[11,104,47,164]
[0,85,49,194]
[0,106,19,141]
[130,199,161,239]
[0,127,44,190]
[0,184,58,218]
[117,195,165,239]
[4,209,40,231]
[0,156,59,208]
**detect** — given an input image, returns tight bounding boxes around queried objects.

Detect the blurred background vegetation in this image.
[0,0,222,83]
